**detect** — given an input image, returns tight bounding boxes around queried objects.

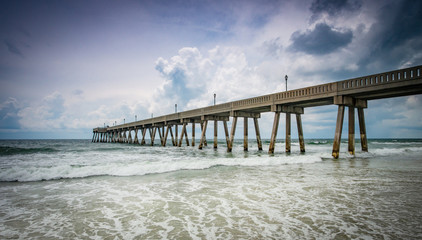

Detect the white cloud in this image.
[151,45,290,116]
[18,92,65,129]
[0,97,21,129]
[15,91,147,132]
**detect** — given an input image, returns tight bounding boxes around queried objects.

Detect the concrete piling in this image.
[286,113,291,153]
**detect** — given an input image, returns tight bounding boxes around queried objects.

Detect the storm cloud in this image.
[359,0,422,70]
[289,23,353,55]
[310,0,362,22]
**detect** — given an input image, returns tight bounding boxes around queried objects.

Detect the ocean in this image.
[0,139,421,239]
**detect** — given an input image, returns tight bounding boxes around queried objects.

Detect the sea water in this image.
[0,139,421,239]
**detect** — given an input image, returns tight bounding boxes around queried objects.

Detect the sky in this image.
[0,0,421,140]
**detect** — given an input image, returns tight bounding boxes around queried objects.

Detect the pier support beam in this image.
[253,118,263,151]
[123,131,127,143]
[332,105,345,159]
[348,106,355,155]
[178,122,190,147]
[157,127,164,146]
[184,123,190,146]
[150,128,157,146]
[269,106,304,154]
[333,96,368,159]
[296,114,305,153]
[269,112,280,154]
[128,130,132,144]
[170,126,176,146]
[178,123,185,147]
[228,117,238,152]
[200,123,207,146]
[141,128,146,145]
[199,120,208,150]
[163,125,170,146]
[175,125,178,146]
[192,123,195,147]
[227,112,259,152]
[286,113,291,153]
[358,108,368,152]
[223,121,230,148]
[244,117,248,151]
[214,120,218,149]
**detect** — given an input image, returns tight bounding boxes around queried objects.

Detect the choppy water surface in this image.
[1,139,421,239]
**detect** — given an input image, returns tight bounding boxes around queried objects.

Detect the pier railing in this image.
[338,66,420,90]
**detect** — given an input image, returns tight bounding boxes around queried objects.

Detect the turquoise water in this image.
[1,139,421,239]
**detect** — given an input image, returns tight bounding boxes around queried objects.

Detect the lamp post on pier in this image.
[285,75,288,91]
[135,115,137,121]
[214,93,216,105]
[175,104,177,113]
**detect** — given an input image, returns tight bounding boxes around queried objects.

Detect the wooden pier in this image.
[92,65,422,158]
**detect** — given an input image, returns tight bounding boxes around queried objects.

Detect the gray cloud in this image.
[310,0,362,22]
[289,23,353,55]
[4,39,24,57]
[262,37,283,58]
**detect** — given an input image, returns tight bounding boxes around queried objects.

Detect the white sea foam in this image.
[1,140,422,239]
[0,150,323,182]
[2,138,422,182]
